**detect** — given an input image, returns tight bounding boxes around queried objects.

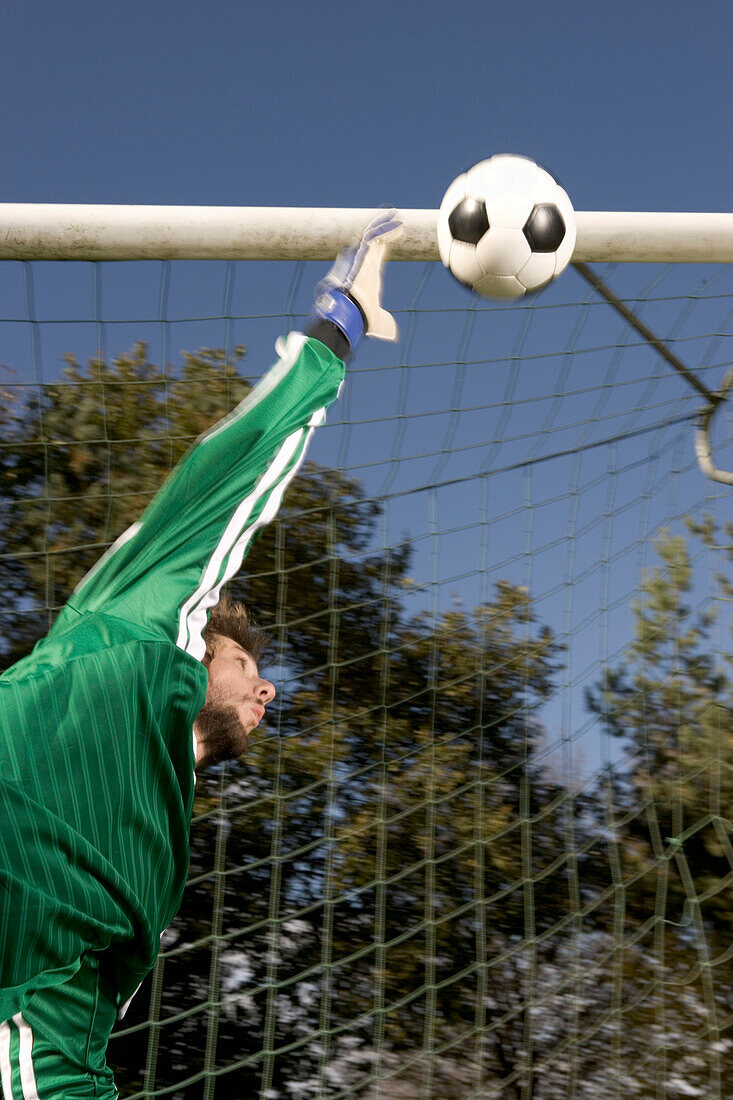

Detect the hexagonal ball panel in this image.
[518,250,557,292]
[467,155,557,211]
[476,227,531,278]
[523,204,566,253]
[474,270,526,300]
[448,238,484,288]
[448,197,489,245]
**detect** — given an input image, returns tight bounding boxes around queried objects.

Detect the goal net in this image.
[2,208,733,1099]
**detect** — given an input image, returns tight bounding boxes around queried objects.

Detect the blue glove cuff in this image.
[311,289,365,349]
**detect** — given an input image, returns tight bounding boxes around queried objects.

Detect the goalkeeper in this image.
[0,210,401,1100]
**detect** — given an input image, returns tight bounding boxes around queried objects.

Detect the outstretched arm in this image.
[49,210,402,659]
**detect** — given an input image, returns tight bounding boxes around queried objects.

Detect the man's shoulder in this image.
[2,611,203,686]
[0,611,207,778]
[51,609,172,652]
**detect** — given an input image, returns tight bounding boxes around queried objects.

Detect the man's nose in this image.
[257,679,276,704]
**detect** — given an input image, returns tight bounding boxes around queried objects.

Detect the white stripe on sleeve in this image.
[177,408,324,661]
[176,425,303,656]
[0,1021,13,1100]
[13,1016,39,1100]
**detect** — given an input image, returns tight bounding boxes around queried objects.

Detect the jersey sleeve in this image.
[50,333,345,659]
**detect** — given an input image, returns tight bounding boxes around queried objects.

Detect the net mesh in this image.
[2,255,733,1099]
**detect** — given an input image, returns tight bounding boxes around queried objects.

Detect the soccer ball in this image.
[437,155,576,300]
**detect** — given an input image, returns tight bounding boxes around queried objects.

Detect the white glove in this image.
[312,207,403,343]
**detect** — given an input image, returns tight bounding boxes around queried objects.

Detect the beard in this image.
[194,696,250,772]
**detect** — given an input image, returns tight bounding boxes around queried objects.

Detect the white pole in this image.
[0,204,732,262]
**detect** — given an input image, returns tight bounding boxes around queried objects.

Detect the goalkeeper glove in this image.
[310,207,402,348]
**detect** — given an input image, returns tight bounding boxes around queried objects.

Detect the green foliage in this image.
[587,523,733,945]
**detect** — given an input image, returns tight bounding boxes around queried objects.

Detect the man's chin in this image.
[194,702,251,772]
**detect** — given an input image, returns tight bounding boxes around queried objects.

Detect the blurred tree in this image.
[586,522,733,951]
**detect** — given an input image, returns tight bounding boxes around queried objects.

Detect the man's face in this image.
[193,635,276,772]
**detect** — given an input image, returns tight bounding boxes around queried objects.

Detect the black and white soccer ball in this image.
[437,155,576,300]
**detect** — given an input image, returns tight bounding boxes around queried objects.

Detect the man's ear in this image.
[202,631,224,669]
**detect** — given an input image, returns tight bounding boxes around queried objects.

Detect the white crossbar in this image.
[0,205,732,262]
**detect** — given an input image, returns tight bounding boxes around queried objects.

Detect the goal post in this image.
[2,202,733,261]
[2,207,733,1099]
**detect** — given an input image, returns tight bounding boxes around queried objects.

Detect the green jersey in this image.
[0,333,345,1021]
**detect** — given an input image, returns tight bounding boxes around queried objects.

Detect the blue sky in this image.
[1,0,732,213]
[1,0,732,780]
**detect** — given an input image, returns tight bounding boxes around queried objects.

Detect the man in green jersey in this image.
[0,209,402,1099]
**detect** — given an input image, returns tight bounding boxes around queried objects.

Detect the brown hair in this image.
[202,593,269,664]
